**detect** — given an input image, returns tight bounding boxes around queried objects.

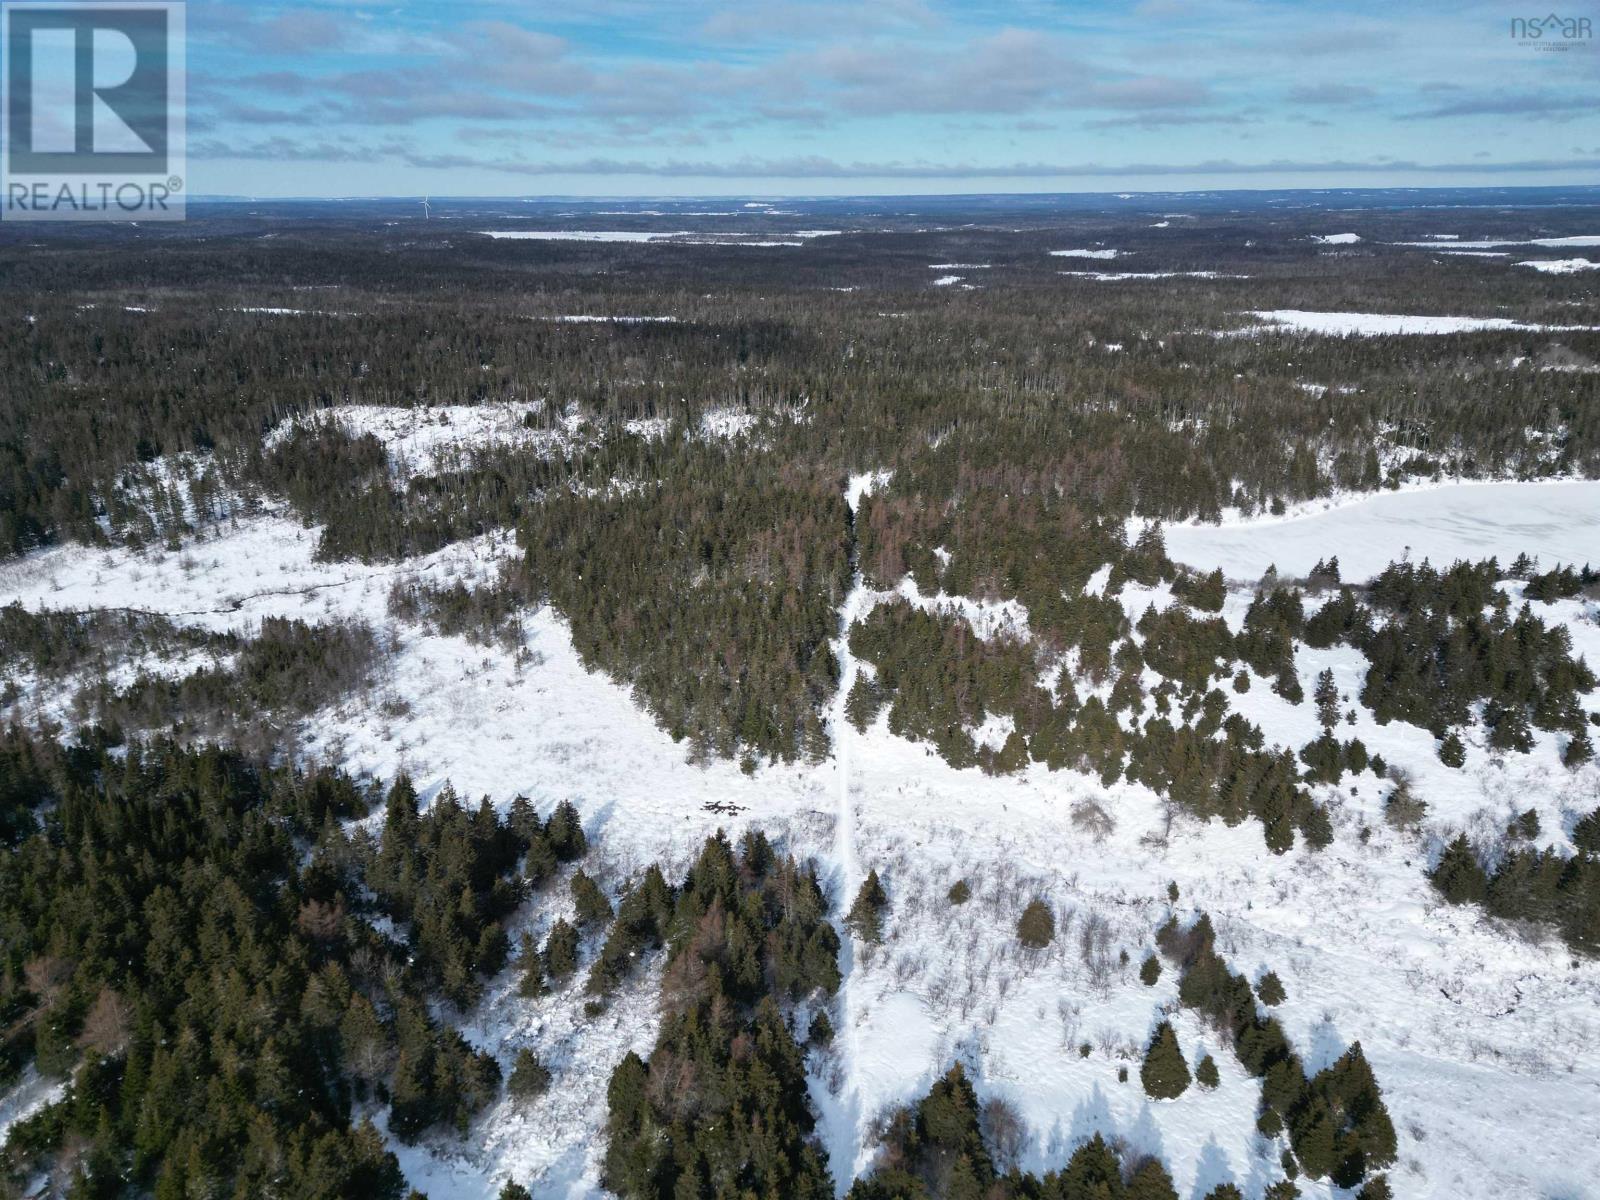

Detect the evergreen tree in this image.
[1125,1158,1180,1200]
[508,1049,551,1101]
[517,932,548,998]
[1257,971,1287,1006]
[1431,835,1489,904]
[1140,954,1162,986]
[545,800,588,861]
[1574,807,1600,855]
[544,918,581,978]
[570,870,613,927]
[846,870,890,944]
[1314,669,1340,730]
[1564,729,1593,769]
[1195,1054,1220,1089]
[1140,1022,1191,1100]
[1438,730,1466,768]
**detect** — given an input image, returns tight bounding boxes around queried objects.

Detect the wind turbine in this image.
[421,196,431,220]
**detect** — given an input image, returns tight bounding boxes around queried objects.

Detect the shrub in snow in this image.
[1383,777,1426,831]
[1017,898,1056,948]
[508,1049,551,1101]
[1257,971,1287,1006]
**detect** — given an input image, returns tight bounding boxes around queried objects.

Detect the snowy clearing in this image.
[1517,258,1600,275]
[1310,233,1361,245]
[266,404,586,477]
[1065,271,1237,281]
[1233,310,1600,336]
[1161,480,1600,581]
[1393,235,1600,250]
[1050,248,1122,259]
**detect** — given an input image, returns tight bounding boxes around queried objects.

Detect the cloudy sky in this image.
[188,0,1600,196]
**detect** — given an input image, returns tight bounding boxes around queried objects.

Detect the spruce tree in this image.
[544,918,580,978]
[846,870,889,944]
[1574,807,1600,855]
[1564,729,1593,769]
[1195,1054,1220,1089]
[545,800,587,861]
[1257,971,1286,1006]
[570,870,613,927]
[1314,669,1339,730]
[516,933,547,998]
[1140,954,1162,986]
[844,676,883,733]
[1431,835,1488,904]
[1140,1021,1191,1100]
[1125,1158,1179,1200]
[508,1049,551,1101]
[1438,730,1466,768]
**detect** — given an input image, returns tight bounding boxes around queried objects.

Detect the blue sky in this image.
[188,0,1600,196]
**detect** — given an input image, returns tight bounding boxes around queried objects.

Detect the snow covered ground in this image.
[1234,311,1600,337]
[1161,480,1600,581]
[1518,259,1600,275]
[266,404,586,478]
[479,230,841,246]
[1392,235,1600,250]
[3,477,1600,1200]
[1065,271,1238,281]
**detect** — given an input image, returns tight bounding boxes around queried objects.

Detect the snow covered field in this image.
[1518,259,1600,275]
[1162,480,1600,581]
[3,476,1600,1200]
[1236,311,1600,337]
[479,230,841,246]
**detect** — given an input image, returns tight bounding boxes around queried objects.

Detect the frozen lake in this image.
[1163,480,1600,581]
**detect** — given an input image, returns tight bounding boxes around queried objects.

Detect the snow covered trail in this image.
[814,470,890,1192]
